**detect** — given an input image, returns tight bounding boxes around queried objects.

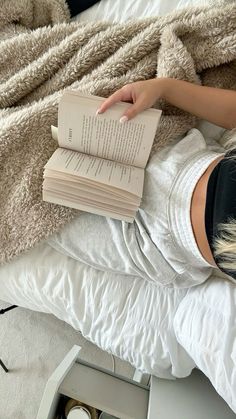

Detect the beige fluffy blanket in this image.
[1,0,236,265]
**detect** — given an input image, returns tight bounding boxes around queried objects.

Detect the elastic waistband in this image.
[168,150,224,268]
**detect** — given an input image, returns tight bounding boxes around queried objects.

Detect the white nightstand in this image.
[37,345,235,419]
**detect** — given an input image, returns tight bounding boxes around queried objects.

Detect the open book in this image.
[43,91,162,222]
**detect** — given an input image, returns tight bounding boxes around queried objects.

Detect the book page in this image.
[43,184,137,210]
[44,175,140,203]
[58,91,162,169]
[44,148,144,197]
[43,191,135,222]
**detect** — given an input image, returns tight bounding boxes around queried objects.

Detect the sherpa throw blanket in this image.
[1,0,236,265]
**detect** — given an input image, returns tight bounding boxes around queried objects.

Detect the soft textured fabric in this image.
[0,0,70,29]
[1,1,236,265]
[48,128,225,288]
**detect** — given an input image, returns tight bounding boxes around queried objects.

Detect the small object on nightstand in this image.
[65,399,98,419]
[67,406,91,418]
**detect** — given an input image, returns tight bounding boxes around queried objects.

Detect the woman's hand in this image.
[97,77,236,129]
[96,79,165,122]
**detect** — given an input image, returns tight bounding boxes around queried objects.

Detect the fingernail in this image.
[96,109,101,116]
[119,115,128,123]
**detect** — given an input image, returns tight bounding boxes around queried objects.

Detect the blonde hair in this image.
[213,128,236,273]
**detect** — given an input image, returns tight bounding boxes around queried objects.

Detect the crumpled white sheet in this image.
[174,277,236,414]
[73,0,213,23]
[0,236,235,412]
[0,240,194,379]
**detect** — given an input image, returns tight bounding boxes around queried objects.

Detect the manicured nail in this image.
[119,115,128,123]
[96,109,101,116]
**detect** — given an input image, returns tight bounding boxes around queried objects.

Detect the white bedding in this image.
[73,0,211,23]
[1,0,236,414]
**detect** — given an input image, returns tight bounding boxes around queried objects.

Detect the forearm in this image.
[158,78,236,130]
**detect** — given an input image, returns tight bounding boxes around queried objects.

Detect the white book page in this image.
[44,171,139,201]
[44,187,137,211]
[44,178,139,205]
[43,191,135,222]
[58,91,162,169]
[43,179,138,209]
[44,148,144,197]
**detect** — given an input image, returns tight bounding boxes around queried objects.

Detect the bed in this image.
[0,0,236,415]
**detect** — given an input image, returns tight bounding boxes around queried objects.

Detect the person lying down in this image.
[47,77,236,287]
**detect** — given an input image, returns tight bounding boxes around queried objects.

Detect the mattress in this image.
[0,0,235,414]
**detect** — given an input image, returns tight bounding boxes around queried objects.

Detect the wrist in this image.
[156,77,173,100]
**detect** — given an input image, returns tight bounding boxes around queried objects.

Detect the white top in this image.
[136,127,225,287]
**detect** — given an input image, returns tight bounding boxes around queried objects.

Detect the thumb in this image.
[120,100,144,122]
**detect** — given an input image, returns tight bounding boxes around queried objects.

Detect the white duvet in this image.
[0,0,235,414]
[1,238,235,412]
